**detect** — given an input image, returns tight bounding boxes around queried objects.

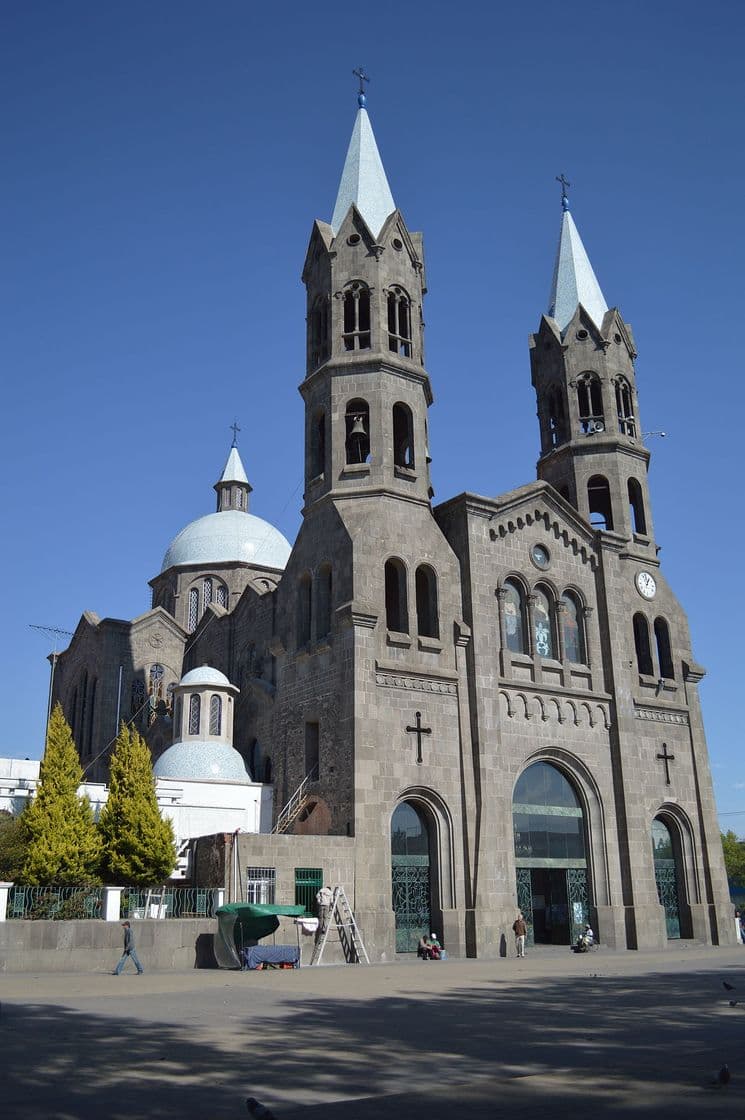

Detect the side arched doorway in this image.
[391,801,432,952]
[652,817,686,939]
[513,761,590,946]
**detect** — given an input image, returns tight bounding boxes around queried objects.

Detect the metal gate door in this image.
[654,860,681,939]
[566,868,589,944]
[392,854,431,952]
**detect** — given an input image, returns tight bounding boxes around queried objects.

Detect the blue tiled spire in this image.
[547,195,608,332]
[330,94,396,239]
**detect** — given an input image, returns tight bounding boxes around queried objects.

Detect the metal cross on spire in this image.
[230,419,241,448]
[352,67,370,107]
[556,173,571,212]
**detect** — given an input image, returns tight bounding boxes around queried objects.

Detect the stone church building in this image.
[51,90,733,958]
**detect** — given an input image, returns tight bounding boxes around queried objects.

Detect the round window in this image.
[576,329,589,341]
[392,237,403,250]
[347,234,361,246]
[530,544,550,570]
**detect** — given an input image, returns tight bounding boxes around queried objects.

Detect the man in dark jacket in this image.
[513,912,527,958]
[113,921,144,975]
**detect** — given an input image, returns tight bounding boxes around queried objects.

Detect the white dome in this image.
[179,666,232,689]
[161,510,292,573]
[154,741,251,783]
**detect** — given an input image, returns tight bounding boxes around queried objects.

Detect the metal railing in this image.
[122,887,217,920]
[272,766,318,834]
[7,885,104,920]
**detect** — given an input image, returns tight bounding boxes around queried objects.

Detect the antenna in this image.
[29,624,73,751]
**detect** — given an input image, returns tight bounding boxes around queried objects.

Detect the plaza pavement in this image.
[2,943,745,1118]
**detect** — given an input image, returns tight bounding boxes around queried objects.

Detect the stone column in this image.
[0,882,13,921]
[103,886,124,922]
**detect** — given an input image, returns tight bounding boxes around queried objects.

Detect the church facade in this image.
[52,92,733,958]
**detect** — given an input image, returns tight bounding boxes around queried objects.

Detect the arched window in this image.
[588,475,614,530]
[633,613,653,676]
[188,588,199,632]
[393,403,415,468]
[415,564,439,639]
[577,373,604,433]
[316,563,333,640]
[86,678,97,756]
[343,282,371,351]
[203,577,213,610]
[533,586,555,658]
[173,696,182,739]
[561,592,586,664]
[80,672,88,748]
[503,579,527,654]
[628,478,647,535]
[385,558,409,633]
[297,572,312,647]
[345,398,370,464]
[310,295,330,369]
[149,663,164,702]
[548,387,566,447]
[130,678,145,719]
[216,583,228,608]
[655,617,674,679]
[209,694,222,736]
[652,818,682,938]
[311,410,326,478]
[387,286,412,358]
[391,801,432,952]
[615,377,636,436]
[188,694,201,735]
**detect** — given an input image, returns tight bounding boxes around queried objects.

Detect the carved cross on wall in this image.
[406,711,432,764]
[656,742,675,785]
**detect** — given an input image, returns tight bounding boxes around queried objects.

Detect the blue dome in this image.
[161,510,292,573]
[153,741,251,783]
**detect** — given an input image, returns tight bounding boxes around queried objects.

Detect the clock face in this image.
[635,571,657,599]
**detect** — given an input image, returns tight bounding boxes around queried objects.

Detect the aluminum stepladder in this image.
[310,885,370,965]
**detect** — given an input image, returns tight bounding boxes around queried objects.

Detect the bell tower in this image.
[300,83,434,513]
[530,180,655,554]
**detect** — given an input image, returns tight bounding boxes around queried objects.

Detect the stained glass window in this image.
[130,678,146,717]
[216,583,228,608]
[209,694,222,736]
[533,588,554,658]
[203,578,213,610]
[503,580,526,654]
[188,694,201,735]
[561,593,585,664]
[188,588,199,632]
[513,763,586,864]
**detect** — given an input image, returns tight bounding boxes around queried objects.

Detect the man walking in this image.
[113,921,144,975]
[513,911,527,958]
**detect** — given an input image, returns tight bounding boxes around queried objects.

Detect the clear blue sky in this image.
[3,2,743,825]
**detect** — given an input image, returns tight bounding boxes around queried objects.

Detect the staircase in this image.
[272,766,318,834]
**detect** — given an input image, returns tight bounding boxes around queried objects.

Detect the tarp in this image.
[214,903,306,969]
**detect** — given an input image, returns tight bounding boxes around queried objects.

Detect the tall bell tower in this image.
[300,80,434,513]
[529,180,656,556]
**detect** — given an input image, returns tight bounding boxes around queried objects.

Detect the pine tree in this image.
[20,703,102,885]
[99,722,177,885]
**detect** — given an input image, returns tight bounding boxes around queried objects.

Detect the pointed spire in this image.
[214,432,252,513]
[330,74,396,239]
[547,181,608,333]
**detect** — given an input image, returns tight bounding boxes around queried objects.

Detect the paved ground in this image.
[3,944,745,1118]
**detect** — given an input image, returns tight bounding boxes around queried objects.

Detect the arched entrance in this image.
[652,817,682,939]
[513,761,590,946]
[391,801,432,952]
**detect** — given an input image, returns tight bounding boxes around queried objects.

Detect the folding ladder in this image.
[310,885,370,965]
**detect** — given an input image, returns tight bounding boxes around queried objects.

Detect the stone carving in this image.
[376,672,457,696]
[635,708,689,726]
[498,688,611,730]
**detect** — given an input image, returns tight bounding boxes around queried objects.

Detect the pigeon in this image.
[722,981,736,991]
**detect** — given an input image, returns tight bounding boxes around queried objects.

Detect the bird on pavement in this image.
[722,981,736,991]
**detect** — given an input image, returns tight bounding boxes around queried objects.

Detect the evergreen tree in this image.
[0,811,29,881]
[99,723,176,885]
[721,830,745,887]
[20,704,102,885]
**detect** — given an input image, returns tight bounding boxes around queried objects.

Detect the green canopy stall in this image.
[215,903,306,969]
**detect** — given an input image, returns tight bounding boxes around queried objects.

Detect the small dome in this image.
[154,741,251,783]
[161,510,292,573]
[179,666,232,689]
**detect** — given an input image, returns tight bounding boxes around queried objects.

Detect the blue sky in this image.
[3,2,743,825]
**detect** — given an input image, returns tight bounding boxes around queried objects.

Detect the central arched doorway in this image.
[513,761,590,946]
[391,801,432,952]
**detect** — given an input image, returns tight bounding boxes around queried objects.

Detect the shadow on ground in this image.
[3,968,745,1118]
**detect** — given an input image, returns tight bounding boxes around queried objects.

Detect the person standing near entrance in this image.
[513,912,527,958]
[113,921,144,975]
